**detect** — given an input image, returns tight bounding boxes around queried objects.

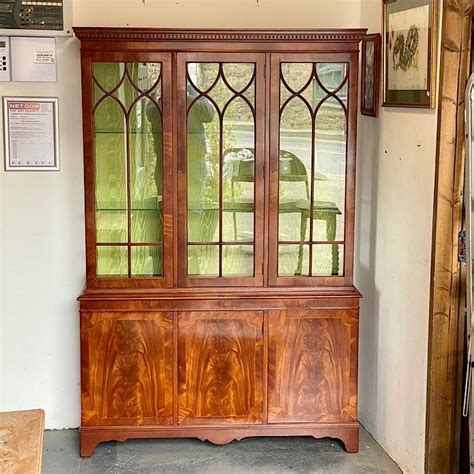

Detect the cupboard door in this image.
[177,53,265,287]
[81,312,173,426]
[178,311,264,424]
[86,53,173,288]
[269,53,358,286]
[268,310,358,423]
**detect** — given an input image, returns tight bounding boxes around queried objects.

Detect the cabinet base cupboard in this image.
[75,28,365,457]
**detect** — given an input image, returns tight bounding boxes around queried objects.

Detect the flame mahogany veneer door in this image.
[177,311,264,424]
[268,309,358,423]
[81,312,173,426]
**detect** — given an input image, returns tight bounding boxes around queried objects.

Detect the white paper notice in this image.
[4,99,59,170]
[34,50,56,64]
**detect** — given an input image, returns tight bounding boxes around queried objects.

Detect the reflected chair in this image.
[224,147,341,275]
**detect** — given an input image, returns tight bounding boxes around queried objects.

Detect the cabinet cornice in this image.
[73,27,367,44]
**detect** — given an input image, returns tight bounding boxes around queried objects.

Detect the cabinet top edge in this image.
[73,27,368,43]
[78,286,363,301]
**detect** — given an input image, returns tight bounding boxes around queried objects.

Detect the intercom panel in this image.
[0,36,11,81]
[0,0,72,36]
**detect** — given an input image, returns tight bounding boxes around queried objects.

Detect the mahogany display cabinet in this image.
[74,27,365,457]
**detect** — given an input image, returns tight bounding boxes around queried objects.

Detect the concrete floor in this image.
[43,427,401,473]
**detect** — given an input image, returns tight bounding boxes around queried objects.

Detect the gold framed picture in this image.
[383,0,438,108]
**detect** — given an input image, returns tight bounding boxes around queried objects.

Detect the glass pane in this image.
[126,62,161,93]
[223,98,255,242]
[207,80,234,112]
[278,244,310,277]
[187,96,219,243]
[222,63,255,92]
[279,97,312,242]
[131,246,163,277]
[131,210,162,243]
[96,211,127,243]
[96,246,128,277]
[93,61,166,278]
[188,63,219,92]
[281,63,327,111]
[313,244,344,276]
[93,62,125,93]
[223,210,254,242]
[130,96,163,243]
[337,81,348,106]
[281,63,313,92]
[314,97,346,242]
[93,82,105,105]
[94,97,128,242]
[188,245,219,277]
[316,63,347,92]
[187,62,256,278]
[222,245,254,276]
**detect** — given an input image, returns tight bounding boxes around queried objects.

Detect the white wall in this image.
[0,2,437,472]
[355,1,437,472]
[0,0,363,430]
[0,37,84,429]
[73,0,362,28]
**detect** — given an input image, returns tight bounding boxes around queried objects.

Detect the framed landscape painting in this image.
[383,0,437,108]
[361,34,382,116]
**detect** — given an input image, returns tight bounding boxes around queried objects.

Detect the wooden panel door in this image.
[268,309,358,423]
[178,311,264,424]
[81,312,173,426]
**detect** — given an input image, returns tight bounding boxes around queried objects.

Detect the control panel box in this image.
[0,0,72,36]
[0,36,11,81]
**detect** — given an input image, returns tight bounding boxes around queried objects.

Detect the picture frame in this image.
[361,34,382,117]
[3,96,60,171]
[383,0,438,108]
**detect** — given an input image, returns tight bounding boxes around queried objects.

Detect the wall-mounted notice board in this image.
[3,97,59,171]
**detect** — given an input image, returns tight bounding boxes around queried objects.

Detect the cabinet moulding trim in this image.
[73,28,368,43]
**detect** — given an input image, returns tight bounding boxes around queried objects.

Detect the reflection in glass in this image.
[188,245,219,276]
[314,97,346,242]
[281,63,313,92]
[93,62,163,277]
[186,62,256,278]
[278,244,310,277]
[279,98,312,243]
[130,97,163,244]
[278,62,347,277]
[93,62,124,92]
[223,99,255,243]
[222,245,254,276]
[96,211,127,243]
[96,246,128,277]
[94,97,128,242]
[187,96,219,246]
[313,244,344,276]
[316,63,347,93]
[131,246,163,276]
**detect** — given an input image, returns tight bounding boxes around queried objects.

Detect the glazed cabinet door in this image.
[81,312,173,426]
[178,311,264,424]
[269,53,358,286]
[177,53,266,287]
[268,309,358,423]
[83,52,173,288]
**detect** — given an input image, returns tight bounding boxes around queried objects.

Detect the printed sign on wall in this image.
[3,97,59,171]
